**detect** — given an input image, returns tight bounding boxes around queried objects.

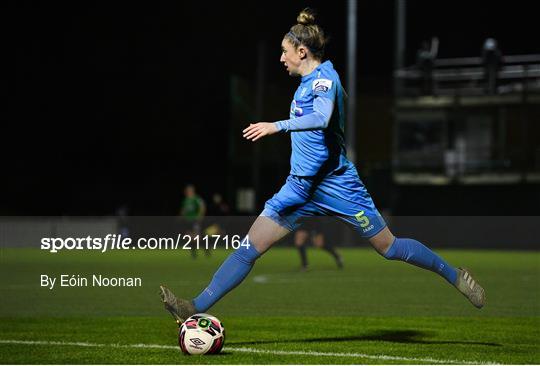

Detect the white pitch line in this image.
[227,346,498,364]
[0,339,498,365]
[0,339,176,350]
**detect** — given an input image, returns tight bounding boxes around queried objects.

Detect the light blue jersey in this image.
[265,60,387,237]
[276,61,350,177]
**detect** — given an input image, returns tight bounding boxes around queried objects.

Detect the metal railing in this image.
[395,54,540,97]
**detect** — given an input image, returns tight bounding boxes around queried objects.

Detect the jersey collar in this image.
[301,60,333,82]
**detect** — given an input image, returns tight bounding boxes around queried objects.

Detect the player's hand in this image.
[242,122,278,142]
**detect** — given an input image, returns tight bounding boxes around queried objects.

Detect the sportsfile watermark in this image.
[2,216,539,251]
[40,234,250,253]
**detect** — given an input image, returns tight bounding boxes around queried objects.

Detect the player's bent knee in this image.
[368,227,395,256]
[232,241,262,264]
[248,213,291,253]
[246,236,271,255]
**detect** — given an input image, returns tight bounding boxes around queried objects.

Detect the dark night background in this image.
[5,1,539,215]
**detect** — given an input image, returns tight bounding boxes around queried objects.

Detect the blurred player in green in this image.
[180,184,207,258]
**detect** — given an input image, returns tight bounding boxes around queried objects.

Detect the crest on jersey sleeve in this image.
[290,100,303,117]
[312,78,333,93]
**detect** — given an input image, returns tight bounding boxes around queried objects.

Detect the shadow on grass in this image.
[229,329,501,347]
[180,351,233,358]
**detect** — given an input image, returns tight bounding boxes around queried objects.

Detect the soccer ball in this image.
[178,313,225,355]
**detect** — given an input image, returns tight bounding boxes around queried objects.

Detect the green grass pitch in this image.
[0,246,539,364]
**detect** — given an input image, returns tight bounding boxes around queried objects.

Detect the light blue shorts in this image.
[263,164,386,238]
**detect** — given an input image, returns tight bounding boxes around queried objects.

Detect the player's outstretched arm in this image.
[273,96,334,133]
[243,122,279,142]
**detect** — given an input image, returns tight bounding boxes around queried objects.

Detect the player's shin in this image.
[192,238,261,312]
[383,237,458,285]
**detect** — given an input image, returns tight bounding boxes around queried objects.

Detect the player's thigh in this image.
[247,215,291,254]
[367,226,395,255]
[257,198,326,254]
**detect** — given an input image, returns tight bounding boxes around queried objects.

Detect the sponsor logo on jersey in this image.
[313,78,332,93]
[362,224,374,233]
[300,87,308,97]
[290,100,303,117]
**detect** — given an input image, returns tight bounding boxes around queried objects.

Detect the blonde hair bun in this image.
[297,8,316,26]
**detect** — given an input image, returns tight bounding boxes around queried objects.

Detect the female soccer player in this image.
[160,8,485,322]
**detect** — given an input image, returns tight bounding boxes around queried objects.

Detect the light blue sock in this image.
[192,240,261,312]
[384,237,457,285]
